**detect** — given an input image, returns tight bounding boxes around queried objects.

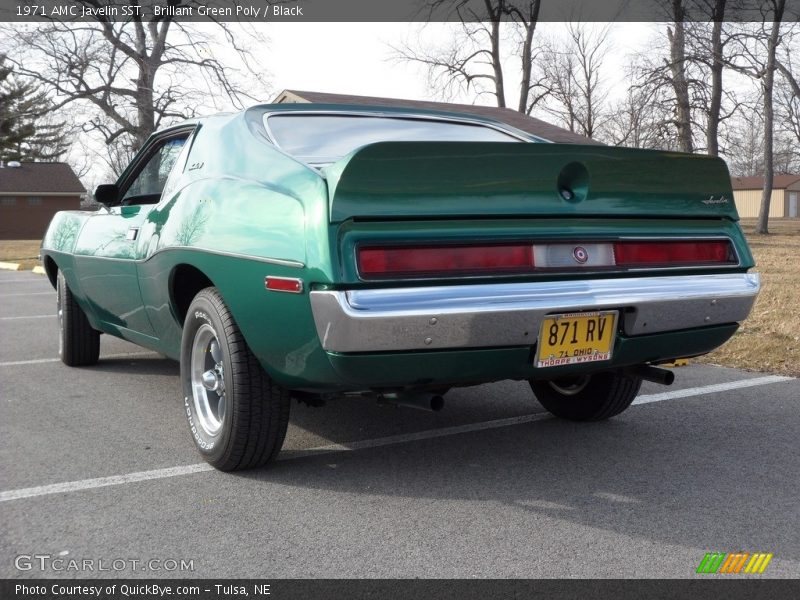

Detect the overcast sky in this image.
[263,22,660,105]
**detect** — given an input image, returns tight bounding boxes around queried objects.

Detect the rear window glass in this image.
[265,114,523,165]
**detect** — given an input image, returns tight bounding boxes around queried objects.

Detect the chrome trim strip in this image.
[68,246,305,269]
[309,273,760,353]
[143,245,305,268]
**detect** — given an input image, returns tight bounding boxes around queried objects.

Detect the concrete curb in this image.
[0,261,21,271]
[31,266,46,275]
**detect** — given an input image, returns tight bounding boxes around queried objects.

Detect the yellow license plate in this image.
[536,311,618,368]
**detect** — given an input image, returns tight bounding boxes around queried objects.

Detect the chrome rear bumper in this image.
[309,273,760,353]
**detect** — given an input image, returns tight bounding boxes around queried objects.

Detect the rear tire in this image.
[57,271,100,366]
[529,371,642,421]
[180,287,290,471]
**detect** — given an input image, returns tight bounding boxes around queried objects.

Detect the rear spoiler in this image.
[323,142,739,223]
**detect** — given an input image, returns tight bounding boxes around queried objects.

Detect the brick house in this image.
[0,161,86,240]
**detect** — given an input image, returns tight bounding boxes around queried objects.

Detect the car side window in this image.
[122,136,189,205]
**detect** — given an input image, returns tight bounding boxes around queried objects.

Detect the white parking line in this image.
[0,373,794,503]
[0,315,52,321]
[0,291,54,297]
[632,375,793,405]
[0,279,48,283]
[0,352,158,367]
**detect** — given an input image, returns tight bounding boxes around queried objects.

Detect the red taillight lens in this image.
[358,244,534,278]
[613,241,736,267]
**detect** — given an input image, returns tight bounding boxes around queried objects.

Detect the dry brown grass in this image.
[0,240,41,270]
[697,219,800,377]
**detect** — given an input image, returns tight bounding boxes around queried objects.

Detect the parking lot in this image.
[1,268,798,579]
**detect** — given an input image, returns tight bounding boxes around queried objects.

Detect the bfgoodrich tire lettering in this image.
[57,271,100,366]
[529,371,642,421]
[180,287,290,471]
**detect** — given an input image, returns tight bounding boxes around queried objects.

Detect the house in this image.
[0,161,86,239]
[731,174,800,219]
[273,89,602,145]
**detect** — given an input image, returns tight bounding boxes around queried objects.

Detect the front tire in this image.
[529,371,642,421]
[180,287,290,471]
[57,271,100,366]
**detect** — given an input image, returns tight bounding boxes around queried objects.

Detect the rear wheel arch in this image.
[170,263,214,326]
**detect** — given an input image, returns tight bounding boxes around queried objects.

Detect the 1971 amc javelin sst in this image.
[41,104,760,470]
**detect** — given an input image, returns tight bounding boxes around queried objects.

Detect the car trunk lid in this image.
[323,142,739,223]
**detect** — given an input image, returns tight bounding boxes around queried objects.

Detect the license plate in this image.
[536,311,618,368]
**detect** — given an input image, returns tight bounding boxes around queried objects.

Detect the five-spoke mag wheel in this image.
[180,287,291,471]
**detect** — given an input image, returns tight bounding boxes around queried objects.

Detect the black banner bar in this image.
[0,0,799,23]
[4,579,800,600]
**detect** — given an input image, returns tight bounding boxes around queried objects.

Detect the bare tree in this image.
[683,0,733,156]
[775,43,800,171]
[667,1,695,153]
[393,1,548,114]
[726,0,790,234]
[602,62,678,149]
[0,3,269,175]
[726,97,764,176]
[537,23,610,139]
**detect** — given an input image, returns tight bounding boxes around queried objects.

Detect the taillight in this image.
[613,241,736,267]
[358,244,534,278]
[356,240,737,279]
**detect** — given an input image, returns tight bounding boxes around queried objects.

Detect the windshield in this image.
[265,114,523,165]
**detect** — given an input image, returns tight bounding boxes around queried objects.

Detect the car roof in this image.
[250,103,547,142]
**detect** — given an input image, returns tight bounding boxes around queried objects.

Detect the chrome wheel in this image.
[190,324,226,436]
[548,374,591,396]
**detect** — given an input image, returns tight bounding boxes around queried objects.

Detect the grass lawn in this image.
[1,221,797,376]
[0,240,40,270]
[697,219,800,377]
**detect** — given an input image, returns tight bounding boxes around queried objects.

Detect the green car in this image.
[41,104,760,471]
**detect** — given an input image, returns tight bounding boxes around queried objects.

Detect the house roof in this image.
[274,90,603,146]
[731,174,800,191]
[0,162,85,195]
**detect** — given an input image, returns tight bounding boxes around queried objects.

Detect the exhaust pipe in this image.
[626,365,675,386]
[378,393,445,412]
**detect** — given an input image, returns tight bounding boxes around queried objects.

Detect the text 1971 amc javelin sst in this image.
[41,104,760,470]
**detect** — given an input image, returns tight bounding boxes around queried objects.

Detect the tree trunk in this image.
[756,0,786,235]
[490,16,505,108]
[706,0,726,156]
[667,2,694,153]
[517,1,541,113]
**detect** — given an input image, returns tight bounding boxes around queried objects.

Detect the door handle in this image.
[126,227,139,241]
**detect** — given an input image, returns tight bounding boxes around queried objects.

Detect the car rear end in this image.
[308,140,758,391]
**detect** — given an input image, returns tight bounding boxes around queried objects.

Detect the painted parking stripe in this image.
[0,352,158,367]
[0,291,54,297]
[0,279,49,283]
[0,373,794,503]
[0,315,52,321]
[0,464,216,502]
[633,375,793,405]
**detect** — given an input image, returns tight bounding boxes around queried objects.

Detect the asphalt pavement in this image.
[1,268,798,579]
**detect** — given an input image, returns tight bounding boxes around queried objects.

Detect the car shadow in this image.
[232,390,800,562]
[90,356,179,376]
